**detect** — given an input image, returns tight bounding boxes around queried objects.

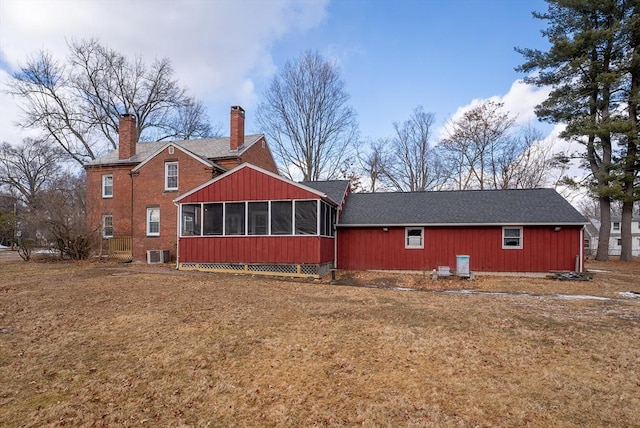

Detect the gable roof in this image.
[85,134,264,167]
[130,142,219,173]
[301,180,351,206]
[338,188,587,227]
[174,163,340,205]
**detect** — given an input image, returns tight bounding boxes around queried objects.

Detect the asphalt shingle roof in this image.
[338,188,587,226]
[301,180,351,205]
[85,134,264,166]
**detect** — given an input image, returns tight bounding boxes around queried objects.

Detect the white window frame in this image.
[612,221,620,231]
[102,215,114,238]
[147,207,160,236]
[405,227,424,249]
[502,226,523,249]
[102,174,113,198]
[165,162,178,191]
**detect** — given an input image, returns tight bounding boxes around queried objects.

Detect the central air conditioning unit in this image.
[146,249,170,264]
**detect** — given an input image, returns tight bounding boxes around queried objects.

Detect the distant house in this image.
[581,217,640,257]
[608,217,640,256]
[174,165,587,277]
[336,189,587,273]
[84,106,278,262]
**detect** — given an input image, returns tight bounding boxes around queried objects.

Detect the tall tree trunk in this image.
[597,196,612,261]
[620,200,633,261]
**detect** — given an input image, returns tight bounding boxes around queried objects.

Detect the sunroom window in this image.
[295,200,317,235]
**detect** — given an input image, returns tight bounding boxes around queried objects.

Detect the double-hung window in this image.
[147,207,160,236]
[165,162,178,191]
[103,215,114,238]
[405,227,424,249]
[502,227,522,249]
[102,175,113,198]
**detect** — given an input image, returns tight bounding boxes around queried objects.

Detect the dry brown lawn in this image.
[1,251,639,427]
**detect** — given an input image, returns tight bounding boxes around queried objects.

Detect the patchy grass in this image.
[0,254,639,427]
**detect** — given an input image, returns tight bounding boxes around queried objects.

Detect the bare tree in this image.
[357,138,393,192]
[440,101,516,190]
[257,50,358,181]
[7,38,216,165]
[379,106,445,192]
[0,138,66,208]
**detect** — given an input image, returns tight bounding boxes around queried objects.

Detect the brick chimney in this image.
[230,106,245,151]
[118,114,137,160]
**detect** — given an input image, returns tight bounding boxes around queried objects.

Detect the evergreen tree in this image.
[517,0,639,261]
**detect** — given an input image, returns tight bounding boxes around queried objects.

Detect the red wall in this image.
[180,166,321,203]
[337,226,582,272]
[179,236,335,264]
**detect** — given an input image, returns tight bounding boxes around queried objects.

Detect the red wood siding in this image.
[181,167,321,203]
[179,236,333,264]
[337,226,582,272]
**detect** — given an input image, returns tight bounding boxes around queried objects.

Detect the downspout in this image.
[174,201,180,270]
[579,226,584,273]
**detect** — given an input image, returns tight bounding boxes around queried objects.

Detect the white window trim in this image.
[147,207,160,236]
[502,226,523,249]
[102,174,113,198]
[102,215,113,238]
[165,162,178,191]
[405,227,424,249]
[612,222,620,231]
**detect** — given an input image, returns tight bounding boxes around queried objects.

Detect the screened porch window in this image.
[295,200,317,235]
[203,203,223,235]
[248,202,268,235]
[271,201,292,235]
[181,204,201,236]
[225,203,245,235]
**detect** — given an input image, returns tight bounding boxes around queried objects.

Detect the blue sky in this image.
[0,0,556,153]
[270,0,551,139]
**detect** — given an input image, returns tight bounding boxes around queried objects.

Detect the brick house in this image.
[85,106,278,261]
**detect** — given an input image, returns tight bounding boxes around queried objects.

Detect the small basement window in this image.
[405,227,424,249]
[502,227,522,249]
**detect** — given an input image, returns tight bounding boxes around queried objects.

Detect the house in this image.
[581,217,640,257]
[85,106,278,262]
[336,189,587,273]
[174,165,587,277]
[607,217,640,256]
[174,163,350,278]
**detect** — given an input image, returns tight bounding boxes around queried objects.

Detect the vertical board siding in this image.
[337,226,582,272]
[181,167,322,203]
[179,236,330,264]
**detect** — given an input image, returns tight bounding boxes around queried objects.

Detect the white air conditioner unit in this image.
[146,249,170,264]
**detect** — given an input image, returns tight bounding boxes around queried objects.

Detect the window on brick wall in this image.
[147,207,160,236]
[102,175,113,198]
[165,162,178,191]
[103,215,113,238]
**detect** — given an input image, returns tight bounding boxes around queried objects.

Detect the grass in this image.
[0,253,639,427]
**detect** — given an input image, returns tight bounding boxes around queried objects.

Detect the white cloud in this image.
[443,79,552,132]
[0,0,329,143]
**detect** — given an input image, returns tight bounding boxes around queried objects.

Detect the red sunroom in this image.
[174,164,350,278]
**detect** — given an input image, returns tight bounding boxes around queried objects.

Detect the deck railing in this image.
[108,236,133,261]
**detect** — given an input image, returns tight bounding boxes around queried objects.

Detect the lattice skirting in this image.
[178,261,333,279]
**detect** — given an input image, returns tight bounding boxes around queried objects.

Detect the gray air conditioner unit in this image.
[147,249,170,264]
